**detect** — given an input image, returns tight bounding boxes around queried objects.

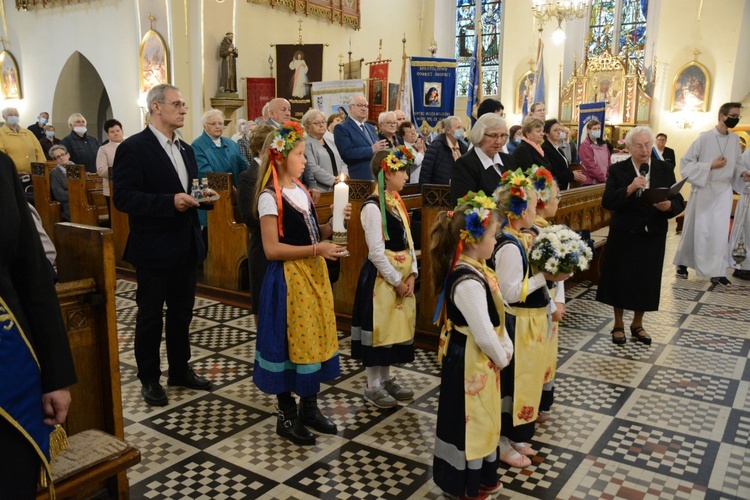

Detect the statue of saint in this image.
[219,32,238,93]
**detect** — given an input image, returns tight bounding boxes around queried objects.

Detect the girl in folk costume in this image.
[492,169,570,468]
[252,122,350,446]
[351,147,418,408]
[431,191,514,500]
[526,167,565,424]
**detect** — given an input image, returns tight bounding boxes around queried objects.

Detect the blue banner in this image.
[410,57,457,132]
[466,36,480,126]
[578,102,606,147]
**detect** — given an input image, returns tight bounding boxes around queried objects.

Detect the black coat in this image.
[651,147,676,168]
[541,141,575,190]
[419,134,468,185]
[512,139,551,171]
[451,148,515,204]
[113,126,207,269]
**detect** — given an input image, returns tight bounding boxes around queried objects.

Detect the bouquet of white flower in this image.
[529,225,593,275]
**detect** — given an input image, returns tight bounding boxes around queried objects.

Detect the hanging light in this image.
[531,0,590,36]
[551,23,567,43]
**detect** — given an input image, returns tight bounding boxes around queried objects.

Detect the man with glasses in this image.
[333,94,388,180]
[674,102,750,285]
[114,83,215,407]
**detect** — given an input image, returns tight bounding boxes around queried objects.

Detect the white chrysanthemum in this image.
[531,248,543,260]
[270,136,285,152]
[545,258,559,274]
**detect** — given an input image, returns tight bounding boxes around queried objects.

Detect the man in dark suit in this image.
[651,132,676,167]
[113,84,214,406]
[333,94,388,180]
[451,113,515,204]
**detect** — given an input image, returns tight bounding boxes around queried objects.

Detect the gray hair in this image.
[442,116,462,133]
[49,144,68,157]
[469,113,507,146]
[301,108,325,128]
[1,107,17,118]
[624,126,655,148]
[348,94,366,108]
[261,102,270,119]
[146,83,180,114]
[67,113,86,128]
[378,111,396,124]
[201,109,225,125]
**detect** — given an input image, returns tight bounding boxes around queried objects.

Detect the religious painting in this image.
[735,127,750,156]
[276,44,324,120]
[0,50,21,100]
[388,83,399,111]
[515,71,534,114]
[671,61,709,113]
[367,61,388,120]
[139,30,169,95]
[373,81,384,106]
[587,71,623,124]
[423,83,441,107]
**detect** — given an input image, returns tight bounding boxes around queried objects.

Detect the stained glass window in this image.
[618,0,648,75]
[455,0,502,97]
[587,0,649,78]
[588,0,616,57]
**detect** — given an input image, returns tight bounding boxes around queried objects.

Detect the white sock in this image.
[365,367,382,389]
[380,365,390,383]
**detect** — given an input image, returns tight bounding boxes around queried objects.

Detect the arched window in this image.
[587,0,649,77]
[455,0,502,97]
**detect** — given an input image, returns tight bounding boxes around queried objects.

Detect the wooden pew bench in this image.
[66,164,110,227]
[32,161,62,244]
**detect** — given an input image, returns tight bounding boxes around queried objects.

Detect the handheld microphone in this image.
[636,163,649,197]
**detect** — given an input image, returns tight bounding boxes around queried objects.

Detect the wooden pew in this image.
[204,172,249,291]
[66,164,109,227]
[40,224,140,499]
[108,168,132,269]
[32,161,61,243]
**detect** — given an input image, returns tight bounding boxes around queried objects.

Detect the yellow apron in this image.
[533,216,558,385]
[438,257,507,461]
[284,256,339,364]
[372,249,416,347]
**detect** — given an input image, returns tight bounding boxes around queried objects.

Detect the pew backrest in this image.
[31,161,61,242]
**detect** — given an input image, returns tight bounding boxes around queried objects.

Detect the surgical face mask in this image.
[39,117,47,125]
[45,131,55,138]
[724,116,740,129]
[514,137,522,144]
[6,116,19,126]
[453,129,465,140]
[560,132,567,141]
[74,126,87,135]
[590,129,601,139]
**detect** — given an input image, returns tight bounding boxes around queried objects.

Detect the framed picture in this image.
[276,44,324,120]
[140,29,170,95]
[515,70,534,114]
[0,50,21,100]
[671,60,709,113]
[423,82,441,107]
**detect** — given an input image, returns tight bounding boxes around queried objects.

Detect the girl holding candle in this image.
[430,191,513,500]
[491,169,569,467]
[252,121,349,446]
[351,147,417,408]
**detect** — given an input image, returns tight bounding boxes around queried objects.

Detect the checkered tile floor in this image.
[118,223,750,499]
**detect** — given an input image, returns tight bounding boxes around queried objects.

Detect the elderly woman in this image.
[301,109,346,191]
[541,118,586,190]
[377,111,403,149]
[60,113,100,174]
[512,116,551,171]
[451,113,516,203]
[49,144,73,221]
[596,127,684,345]
[40,124,62,160]
[419,115,467,185]
[192,108,248,227]
[578,118,611,185]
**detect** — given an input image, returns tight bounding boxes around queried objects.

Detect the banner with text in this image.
[367,61,389,121]
[409,57,457,133]
[245,77,276,121]
[578,102,606,148]
[311,79,367,120]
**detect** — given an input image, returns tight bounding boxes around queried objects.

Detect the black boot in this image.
[276,405,315,445]
[299,396,338,435]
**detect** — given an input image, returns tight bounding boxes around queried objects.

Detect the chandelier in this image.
[531,0,590,43]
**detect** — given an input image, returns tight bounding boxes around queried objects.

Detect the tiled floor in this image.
[119,224,750,499]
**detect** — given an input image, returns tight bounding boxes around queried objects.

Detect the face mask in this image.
[514,137,521,144]
[725,116,740,129]
[6,116,19,126]
[39,117,47,125]
[453,129,465,140]
[560,132,567,141]
[45,131,55,138]
[74,126,87,135]
[590,130,601,139]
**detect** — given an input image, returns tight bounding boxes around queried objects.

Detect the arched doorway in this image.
[52,52,112,143]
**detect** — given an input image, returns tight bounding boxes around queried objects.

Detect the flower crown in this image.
[381,145,415,173]
[498,168,533,219]
[269,121,305,158]
[526,165,554,208]
[450,190,497,244]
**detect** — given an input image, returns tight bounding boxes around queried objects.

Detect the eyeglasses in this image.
[352,103,369,108]
[205,122,223,127]
[52,152,69,160]
[311,120,326,126]
[163,101,189,110]
[727,114,742,119]
[484,133,509,141]
[382,121,397,126]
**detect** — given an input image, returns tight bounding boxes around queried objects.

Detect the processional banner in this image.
[578,102,606,148]
[245,77,276,121]
[409,57,456,133]
[311,79,367,119]
[367,61,389,121]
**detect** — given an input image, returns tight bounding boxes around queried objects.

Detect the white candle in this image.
[332,175,349,233]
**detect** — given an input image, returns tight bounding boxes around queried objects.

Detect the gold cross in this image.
[147,12,156,31]
[0,37,8,51]
[297,19,304,45]
[691,48,701,61]
[528,59,535,70]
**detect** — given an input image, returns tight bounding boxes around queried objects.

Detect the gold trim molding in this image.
[247,0,360,30]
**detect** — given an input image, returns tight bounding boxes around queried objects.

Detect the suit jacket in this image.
[451,148,514,204]
[334,117,378,180]
[512,139,551,171]
[419,134,468,186]
[651,146,676,167]
[602,158,684,235]
[304,136,344,191]
[113,126,206,269]
[541,141,575,190]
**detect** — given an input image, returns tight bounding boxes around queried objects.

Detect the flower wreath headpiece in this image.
[498,168,533,219]
[378,146,415,240]
[261,121,308,237]
[526,165,554,209]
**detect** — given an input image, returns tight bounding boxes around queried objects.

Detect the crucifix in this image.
[338,53,344,80]
[297,19,304,45]
[147,12,156,30]
[691,48,701,61]
[0,37,8,51]
[528,59,535,71]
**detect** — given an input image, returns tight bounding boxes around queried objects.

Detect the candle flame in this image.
[338,174,347,183]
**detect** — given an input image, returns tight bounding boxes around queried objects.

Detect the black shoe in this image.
[630,325,652,345]
[299,399,338,435]
[676,266,688,279]
[710,276,731,286]
[167,368,212,390]
[141,382,168,406]
[611,327,627,346]
[732,269,750,280]
[276,405,316,445]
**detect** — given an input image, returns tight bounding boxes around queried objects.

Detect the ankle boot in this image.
[299,397,338,434]
[276,405,315,445]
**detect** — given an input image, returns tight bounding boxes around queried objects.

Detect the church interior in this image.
[4,0,750,498]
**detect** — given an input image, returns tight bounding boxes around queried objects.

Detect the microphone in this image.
[636,163,649,197]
